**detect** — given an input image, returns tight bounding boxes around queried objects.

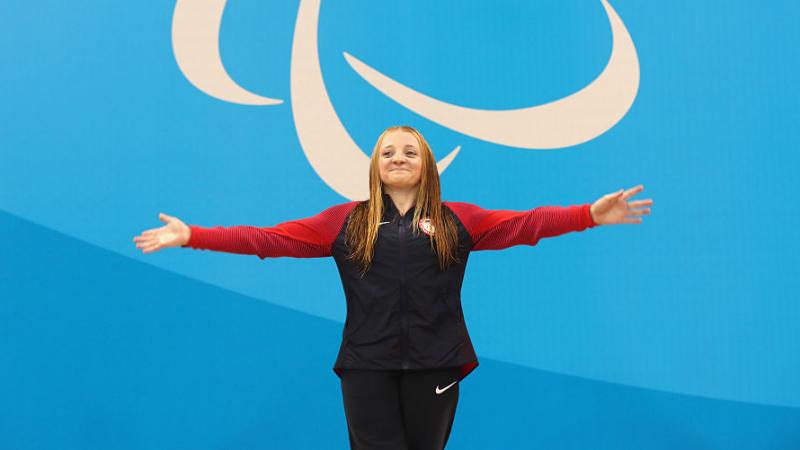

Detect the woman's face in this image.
[378,130,423,190]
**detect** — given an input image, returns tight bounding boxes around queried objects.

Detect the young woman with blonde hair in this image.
[133,125,653,450]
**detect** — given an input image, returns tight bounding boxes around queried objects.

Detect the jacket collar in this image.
[381,192,394,209]
[381,192,415,220]
[381,192,398,220]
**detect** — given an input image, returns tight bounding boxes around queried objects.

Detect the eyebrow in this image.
[382,144,419,150]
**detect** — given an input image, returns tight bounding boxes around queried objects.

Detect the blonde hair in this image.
[345,126,460,276]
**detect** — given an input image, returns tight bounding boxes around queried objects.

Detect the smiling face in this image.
[377,129,424,190]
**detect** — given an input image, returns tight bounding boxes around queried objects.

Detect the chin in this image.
[384,180,418,189]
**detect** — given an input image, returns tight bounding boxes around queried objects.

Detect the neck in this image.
[384,185,418,216]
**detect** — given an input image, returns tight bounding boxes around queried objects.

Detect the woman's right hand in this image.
[133,213,191,254]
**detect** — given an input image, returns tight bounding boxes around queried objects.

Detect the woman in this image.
[133,125,652,450]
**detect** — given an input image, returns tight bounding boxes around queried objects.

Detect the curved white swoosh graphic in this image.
[291,0,460,200]
[344,0,639,149]
[435,381,458,394]
[172,0,282,105]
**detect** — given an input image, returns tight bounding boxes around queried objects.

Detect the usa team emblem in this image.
[419,218,435,236]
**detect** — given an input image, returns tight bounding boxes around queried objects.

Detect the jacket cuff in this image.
[182,225,203,248]
[582,204,598,228]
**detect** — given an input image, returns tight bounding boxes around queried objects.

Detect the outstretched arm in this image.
[445,201,596,251]
[133,202,359,259]
[444,185,652,251]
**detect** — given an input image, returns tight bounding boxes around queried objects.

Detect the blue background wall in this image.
[1,0,798,448]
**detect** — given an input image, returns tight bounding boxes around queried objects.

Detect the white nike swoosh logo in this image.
[379,221,390,226]
[435,381,458,395]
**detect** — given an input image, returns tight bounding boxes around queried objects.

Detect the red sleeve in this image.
[443,201,598,251]
[180,202,359,259]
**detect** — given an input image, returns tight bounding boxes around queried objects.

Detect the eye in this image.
[406,151,417,157]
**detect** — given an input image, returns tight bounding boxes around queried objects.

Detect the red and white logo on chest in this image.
[419,217,435,236]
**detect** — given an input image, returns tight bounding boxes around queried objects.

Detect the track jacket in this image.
[183,193,598,382]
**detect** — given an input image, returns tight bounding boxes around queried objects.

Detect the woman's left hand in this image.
[590,185,653,225]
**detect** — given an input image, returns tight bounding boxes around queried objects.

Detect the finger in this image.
[134,229,158,239]
[622,185,644,200]
[604,189,624,201]
[628,199,653,208]
[142,243,161,253]
[626,208,651,216]
[137,237,158,248]
[159,212,173,223]
[622,217,643,224]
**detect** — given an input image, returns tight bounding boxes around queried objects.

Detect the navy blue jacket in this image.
[184,193,597,381]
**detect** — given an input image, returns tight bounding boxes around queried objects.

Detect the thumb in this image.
[159,212,172,223]
[605,189,623,201]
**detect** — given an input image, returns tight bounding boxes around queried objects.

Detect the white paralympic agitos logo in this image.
[171,0,639,201]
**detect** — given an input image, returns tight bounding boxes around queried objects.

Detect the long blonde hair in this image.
[345,126,460,276]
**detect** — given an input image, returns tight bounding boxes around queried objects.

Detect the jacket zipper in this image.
[398,215,410,370]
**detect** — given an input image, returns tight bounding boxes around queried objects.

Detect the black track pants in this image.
[339,367,462,450]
